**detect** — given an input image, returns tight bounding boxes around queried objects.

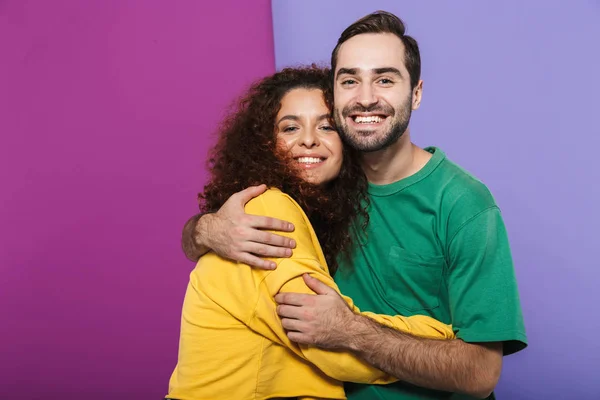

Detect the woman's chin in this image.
[301,172,323,185]
[301,172,335,186]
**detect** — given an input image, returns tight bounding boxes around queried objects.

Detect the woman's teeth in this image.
[354,116,383,123]
[296,157,323,164]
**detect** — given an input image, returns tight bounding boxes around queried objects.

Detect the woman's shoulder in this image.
[245,187,305,220]
[245,188,322,261]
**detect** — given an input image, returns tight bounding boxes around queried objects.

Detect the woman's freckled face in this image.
[275,88,343,185]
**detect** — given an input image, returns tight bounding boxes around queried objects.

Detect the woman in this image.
[166,66,454,400]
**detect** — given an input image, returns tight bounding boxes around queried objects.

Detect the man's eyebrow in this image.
[336,67,403,79]
[336,68,357,79]
[373,67,403,77]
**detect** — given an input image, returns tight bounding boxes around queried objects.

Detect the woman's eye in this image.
[320,125,335,131]
[283,126,298,133]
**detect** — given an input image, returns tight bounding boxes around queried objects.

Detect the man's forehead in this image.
[336,33,405,73]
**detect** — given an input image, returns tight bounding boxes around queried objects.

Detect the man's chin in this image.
[354,129,383,137]
[346,129,386,143]
[344,131,402,152]
[344,121,390,136]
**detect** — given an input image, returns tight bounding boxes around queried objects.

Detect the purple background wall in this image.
[272,0,600,398]
[0,0,274,398]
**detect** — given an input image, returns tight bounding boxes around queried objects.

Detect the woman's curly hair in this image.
[199,65,368,275]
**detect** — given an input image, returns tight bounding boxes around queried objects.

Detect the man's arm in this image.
[346,315,502,398]
[181,212,209,262]
[276,277,500,398]
[180,184,297,268]
[275,206,526,398]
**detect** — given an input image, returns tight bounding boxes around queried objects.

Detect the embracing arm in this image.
[180,184,296,267]
[253,259,454,385]
[277,206,526,398]
[343,315,502,398]
[181,213,209,261]
[274,273,494,392]
[242,190,454,384]
[275,276,497,396]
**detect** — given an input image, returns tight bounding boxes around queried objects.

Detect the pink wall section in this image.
[0,0,274,398]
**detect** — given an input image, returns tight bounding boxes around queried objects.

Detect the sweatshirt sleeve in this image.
[242,190,454,384]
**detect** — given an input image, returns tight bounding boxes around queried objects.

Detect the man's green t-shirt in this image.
[334,147,527,400]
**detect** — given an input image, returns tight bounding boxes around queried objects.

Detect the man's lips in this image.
[346,113,389,127]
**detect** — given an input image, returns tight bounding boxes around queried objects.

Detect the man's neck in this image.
[360,131,432,185]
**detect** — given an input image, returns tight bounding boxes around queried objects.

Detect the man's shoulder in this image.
[429,148,497,212]
[423,148,500,239]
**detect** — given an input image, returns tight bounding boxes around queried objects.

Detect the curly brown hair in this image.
[199,65,368,275]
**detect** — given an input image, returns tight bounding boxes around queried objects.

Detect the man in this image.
[181,11,527,400]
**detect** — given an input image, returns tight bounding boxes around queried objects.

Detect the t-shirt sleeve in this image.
[446,206,527,355]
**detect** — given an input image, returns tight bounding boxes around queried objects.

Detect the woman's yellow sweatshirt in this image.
[166,188,454,400]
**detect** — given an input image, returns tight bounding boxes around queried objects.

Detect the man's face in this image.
[333,33,422,152]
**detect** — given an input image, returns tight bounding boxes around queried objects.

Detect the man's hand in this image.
[274,274,356,348]
[188,184,296,269]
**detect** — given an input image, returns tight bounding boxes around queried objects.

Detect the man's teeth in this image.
[296,157,323,164]
[354,116,383,124]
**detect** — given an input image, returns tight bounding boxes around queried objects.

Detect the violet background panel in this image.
[271,1,600,398]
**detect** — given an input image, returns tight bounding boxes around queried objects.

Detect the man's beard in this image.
[334,96,412,153]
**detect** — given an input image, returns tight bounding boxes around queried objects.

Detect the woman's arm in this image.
[239,189,454,384]
[249,256,454,384]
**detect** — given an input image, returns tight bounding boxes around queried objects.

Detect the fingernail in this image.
[288,223,294,231]
[270,262,277,269]
[289,239,296,248]
[285,249,292,257]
